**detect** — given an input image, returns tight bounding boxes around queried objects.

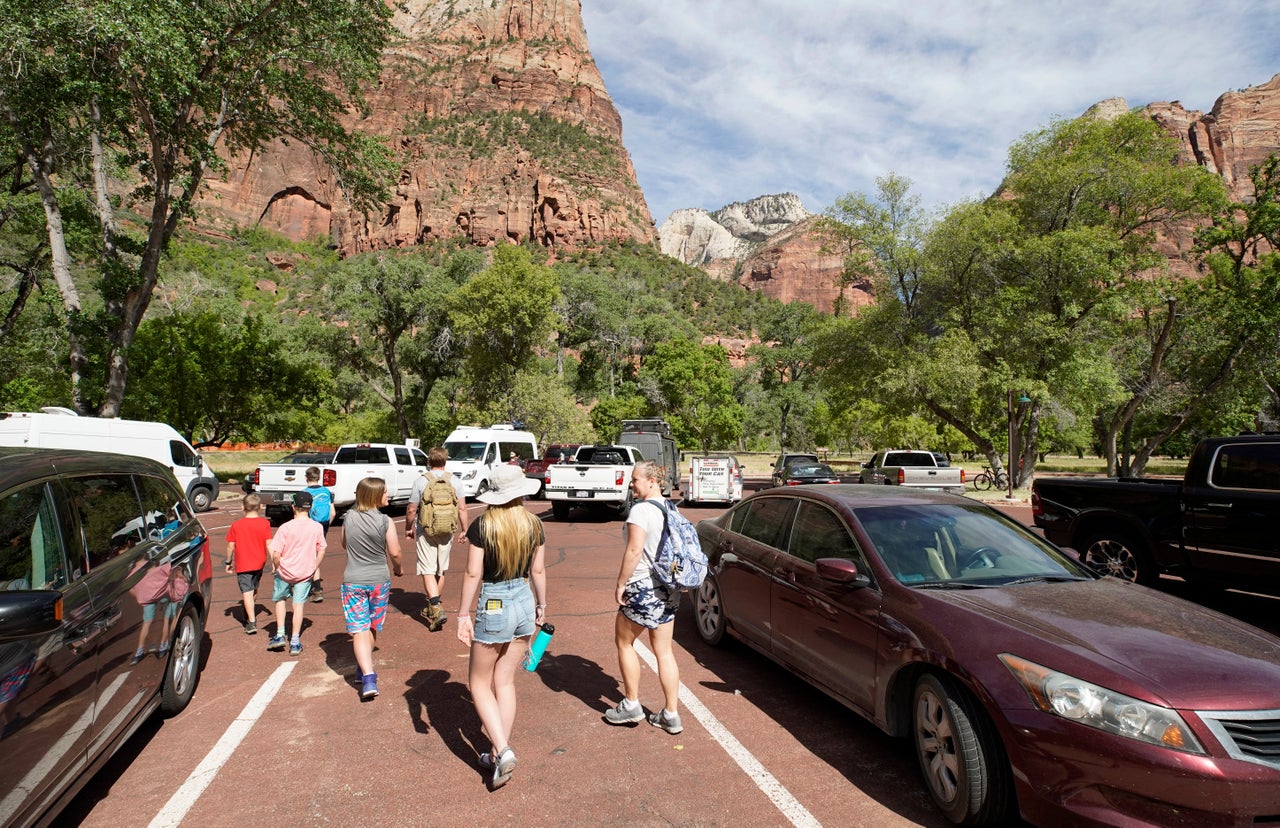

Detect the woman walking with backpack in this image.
[455,464,546,790]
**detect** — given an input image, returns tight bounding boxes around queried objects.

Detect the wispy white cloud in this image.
[580,0,1280,223]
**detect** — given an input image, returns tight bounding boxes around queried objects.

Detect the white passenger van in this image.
[0,408,220,511]
[443,424,539,499]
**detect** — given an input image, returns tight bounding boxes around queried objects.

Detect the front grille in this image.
[1199,708,1280,770]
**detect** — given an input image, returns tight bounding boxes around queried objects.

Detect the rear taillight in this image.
[1031,490,1042,517]
[960,469,966,484]
[252,468,261,485]
[323,469,336,487]
[615,471,625,486]
[897,468,905,484]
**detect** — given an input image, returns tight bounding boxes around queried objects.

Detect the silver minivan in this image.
[0,447,212,827]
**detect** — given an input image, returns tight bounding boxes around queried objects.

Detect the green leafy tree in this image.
[638,338,744,453]
[820,114,1223,485]
[123,310,322,444]
[323,250,468,441]
[451,245,560,410]
[0,0,394,415]
[749,302,828,451]
[589,394,645,443]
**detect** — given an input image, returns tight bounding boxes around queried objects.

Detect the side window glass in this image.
[412,448,429,466]
[737,498,798,550]
[136,475,190,542]
[169,440,200,468]
[63,474,145,570]
[483,444,497,465]
[0,484,68,590]
[789,502,865,567]
[394,447,412,466]
[1212,443,1280,491]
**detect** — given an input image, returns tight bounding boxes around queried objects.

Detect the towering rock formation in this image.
[657,193,857,314]
[200,0,654,253]
[1145,73,1280,202]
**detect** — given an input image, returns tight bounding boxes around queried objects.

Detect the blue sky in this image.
[578,1,1280,225]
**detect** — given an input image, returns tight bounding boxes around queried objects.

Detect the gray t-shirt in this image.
[343,508,393,585]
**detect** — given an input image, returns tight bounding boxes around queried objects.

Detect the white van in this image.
[0,409,220,511]
[443,424,539,499]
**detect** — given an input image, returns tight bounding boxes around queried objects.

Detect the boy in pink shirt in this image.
[267,491,327,655]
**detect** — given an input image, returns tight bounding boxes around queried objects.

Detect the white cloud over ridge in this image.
[579,0,1280,225]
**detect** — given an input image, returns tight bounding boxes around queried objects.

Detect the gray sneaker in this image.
[648,708,683,735]
[604,698,645,725]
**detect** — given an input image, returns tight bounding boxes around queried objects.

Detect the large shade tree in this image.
[0,0,394,415]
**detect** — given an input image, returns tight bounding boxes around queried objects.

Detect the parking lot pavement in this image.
[55,489,1280,826]
[58,497,952,828]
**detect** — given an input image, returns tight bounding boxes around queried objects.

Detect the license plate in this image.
[574,490,593,498]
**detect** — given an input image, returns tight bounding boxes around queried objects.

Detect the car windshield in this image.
[856,502,1092,587]
[445,441,485,461]
[792,464,832,476]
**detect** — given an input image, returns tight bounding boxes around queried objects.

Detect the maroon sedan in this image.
[693,485,1280,826]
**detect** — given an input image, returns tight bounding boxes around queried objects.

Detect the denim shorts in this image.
[272,575,312,604]
[472,578,535,644]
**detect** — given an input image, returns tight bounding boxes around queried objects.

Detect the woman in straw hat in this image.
[456,464,547,790]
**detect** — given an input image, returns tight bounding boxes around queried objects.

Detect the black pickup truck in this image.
[1032,434,1280,589]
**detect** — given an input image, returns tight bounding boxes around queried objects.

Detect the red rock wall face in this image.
[727,216,873,316]
[198,0,654,253]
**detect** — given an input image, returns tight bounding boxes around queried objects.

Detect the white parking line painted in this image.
[148,661,297,828]
[635,641,822,828]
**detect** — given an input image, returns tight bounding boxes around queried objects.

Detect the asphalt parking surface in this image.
[49,485,1280,827]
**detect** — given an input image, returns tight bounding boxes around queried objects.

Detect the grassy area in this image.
[202,450,287,482]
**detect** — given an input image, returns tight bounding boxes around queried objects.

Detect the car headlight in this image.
[999,654,1204,754]
[461,470,476,480]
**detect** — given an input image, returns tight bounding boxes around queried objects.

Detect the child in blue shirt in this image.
[303,466,335,602]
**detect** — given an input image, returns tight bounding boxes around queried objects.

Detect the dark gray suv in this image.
[0,447,212,827]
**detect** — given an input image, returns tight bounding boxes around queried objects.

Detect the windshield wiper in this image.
[917,581,993,590]
[1002,575,1091,586]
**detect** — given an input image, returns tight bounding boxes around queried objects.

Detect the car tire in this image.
[1079,528,1155,586]
[694,574,726,645]
[551,500,569,521]
[189,486,213,512]
[160,602,204,716]
[912,674,1013,826]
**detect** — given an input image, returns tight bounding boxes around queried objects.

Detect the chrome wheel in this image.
[1083,538,1138,581]
[161,603,204,715]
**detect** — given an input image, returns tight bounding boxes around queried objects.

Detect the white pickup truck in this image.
[859,449,965,494]
[252,442,430,523]
[544,444,644,521]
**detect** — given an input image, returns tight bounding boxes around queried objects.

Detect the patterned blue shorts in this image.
[620,577,679,629]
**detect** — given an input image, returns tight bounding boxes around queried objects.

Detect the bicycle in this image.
[971,465,1010,491]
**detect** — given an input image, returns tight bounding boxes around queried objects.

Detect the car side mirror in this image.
[1059,546,1082,563]
[861,461,872,469]
[0,590,63,640]
[816,558,871,588]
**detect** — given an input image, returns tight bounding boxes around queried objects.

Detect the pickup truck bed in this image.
[544,444,641,520]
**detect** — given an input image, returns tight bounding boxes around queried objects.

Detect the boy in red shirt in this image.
[225,493,273,635]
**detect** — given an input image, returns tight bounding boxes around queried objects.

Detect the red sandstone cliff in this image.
[200,0,654,253]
